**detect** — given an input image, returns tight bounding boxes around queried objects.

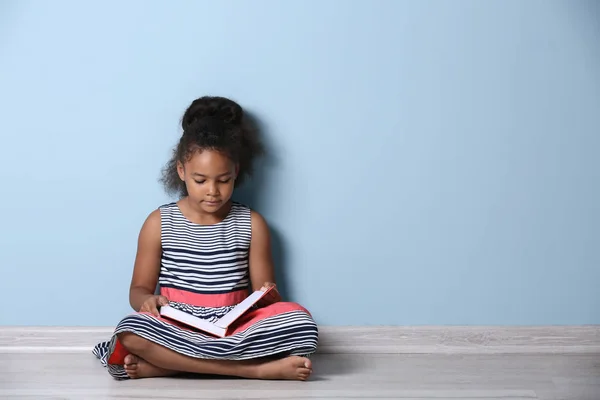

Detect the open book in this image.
[159,286,277,338]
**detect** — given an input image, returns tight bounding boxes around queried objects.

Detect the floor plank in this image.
[2,326,599,354]
[0,353,598,399]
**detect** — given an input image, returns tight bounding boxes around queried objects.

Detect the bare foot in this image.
[124,354,178,379]
[255,356,313,381]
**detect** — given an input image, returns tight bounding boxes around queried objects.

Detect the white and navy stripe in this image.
[159,202,252,294]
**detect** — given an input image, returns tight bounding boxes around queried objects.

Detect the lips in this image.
[204,200,221,205]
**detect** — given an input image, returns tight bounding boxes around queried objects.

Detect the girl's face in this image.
[177,149,238,214]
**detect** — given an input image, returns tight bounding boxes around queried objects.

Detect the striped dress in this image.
[93,201,319,379]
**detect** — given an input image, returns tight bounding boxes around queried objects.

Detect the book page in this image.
[160,305,226,337]
[215,288,269,328]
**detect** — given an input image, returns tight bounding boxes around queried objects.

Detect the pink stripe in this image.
[160,287,248,307]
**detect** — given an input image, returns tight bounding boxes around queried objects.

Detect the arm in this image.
[248,210,282,303]
[129,209,163,311]
[248,210,275,291]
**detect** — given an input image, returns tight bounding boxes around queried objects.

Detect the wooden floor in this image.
[0,352,598,399]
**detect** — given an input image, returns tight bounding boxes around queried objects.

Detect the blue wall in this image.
[1,0,598,326]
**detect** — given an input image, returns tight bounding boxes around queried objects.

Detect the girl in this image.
[93,96,319,381]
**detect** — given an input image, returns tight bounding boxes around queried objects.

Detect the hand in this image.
[257,282,282,307]
[139,295,169,317]
[260,281,277,291]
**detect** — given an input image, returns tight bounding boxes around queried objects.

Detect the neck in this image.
[181,197,232,224]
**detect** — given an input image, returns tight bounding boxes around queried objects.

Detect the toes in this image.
[303,358,312,369]
[124,354,139,366]
[125,368,138,378]
[298,373,309,381]
[293,356,311,368]
[298,366,312,381]
[124,354,140,377]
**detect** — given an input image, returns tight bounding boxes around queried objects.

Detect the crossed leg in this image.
[118,332,313,381]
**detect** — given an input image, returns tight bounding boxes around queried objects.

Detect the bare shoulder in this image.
[250,209,270,236]
[139,208,162,242]
[143,208,161,229]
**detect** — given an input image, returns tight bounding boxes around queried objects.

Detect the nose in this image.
[207,181,219,196]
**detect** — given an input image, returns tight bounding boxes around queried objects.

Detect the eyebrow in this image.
[192,172,232,177]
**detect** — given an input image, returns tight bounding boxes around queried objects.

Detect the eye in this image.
[219,178,231,183]
[194,180,205,184]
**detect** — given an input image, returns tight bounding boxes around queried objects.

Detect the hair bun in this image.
[181,96,243,131]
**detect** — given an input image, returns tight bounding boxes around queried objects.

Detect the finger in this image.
[151,306,160,317]
[158,296,169,306]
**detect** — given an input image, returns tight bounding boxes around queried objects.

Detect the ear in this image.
[234,163,240,179]
[177,161,185,181]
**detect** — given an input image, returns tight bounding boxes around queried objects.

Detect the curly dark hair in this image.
[160,96,264,197]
